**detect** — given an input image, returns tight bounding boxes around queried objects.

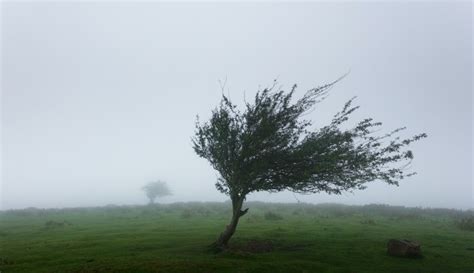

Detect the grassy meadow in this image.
[1,202,473,273]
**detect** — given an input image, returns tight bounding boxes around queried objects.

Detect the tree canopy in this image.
[142,180,172,204]
[192,79,426,248]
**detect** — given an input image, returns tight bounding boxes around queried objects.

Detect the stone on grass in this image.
[387,239,422,258]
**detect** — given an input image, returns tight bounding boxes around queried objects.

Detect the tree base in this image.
[208,241,228,253]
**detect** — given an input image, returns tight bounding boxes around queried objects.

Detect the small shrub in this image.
[360,219,376,225]
[264,211,283,221]
[0,257,14,265]
[44,220,71,229]
[245,214,262,223]
[396,214,422,221]
[193,207,211,217]
[181,209,193,219]
[292,209,302,215]
[457,216,474,231]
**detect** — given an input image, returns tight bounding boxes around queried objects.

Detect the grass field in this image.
[1,202,473,273]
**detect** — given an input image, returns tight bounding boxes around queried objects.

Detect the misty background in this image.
[1,2,472,210]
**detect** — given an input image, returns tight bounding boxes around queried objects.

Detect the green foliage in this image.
[360,218,376,225]
[264,211,284,221]
[44,220,72,229]
[192,79,426,198]
[456,216,474,231]
[0,203,473,273]
[142,180,172,204]
[181,209,193,219]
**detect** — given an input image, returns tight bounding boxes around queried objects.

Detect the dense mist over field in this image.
[1,2,472,210]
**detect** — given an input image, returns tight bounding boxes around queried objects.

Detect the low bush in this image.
[264,211,283,221]
[456,216,474,231]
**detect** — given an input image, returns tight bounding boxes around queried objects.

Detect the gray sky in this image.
[1,2,472,210]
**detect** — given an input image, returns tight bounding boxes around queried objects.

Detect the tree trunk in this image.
[212,196,248,250]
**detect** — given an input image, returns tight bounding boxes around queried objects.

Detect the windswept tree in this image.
[142,180,172,204]
[192,78,426,249]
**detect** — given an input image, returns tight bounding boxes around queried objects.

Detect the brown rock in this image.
[387,239,422,258]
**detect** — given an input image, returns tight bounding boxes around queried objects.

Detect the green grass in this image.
[1,202,473,273]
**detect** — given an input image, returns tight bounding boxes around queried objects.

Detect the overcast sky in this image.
[1,2,472,210]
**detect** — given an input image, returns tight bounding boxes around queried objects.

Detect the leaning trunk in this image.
[212,196,248,250]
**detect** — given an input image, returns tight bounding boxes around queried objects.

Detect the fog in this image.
[1,2,472,210]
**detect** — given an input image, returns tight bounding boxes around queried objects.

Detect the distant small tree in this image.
[142,181,172,204]
[192,78,426,249]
